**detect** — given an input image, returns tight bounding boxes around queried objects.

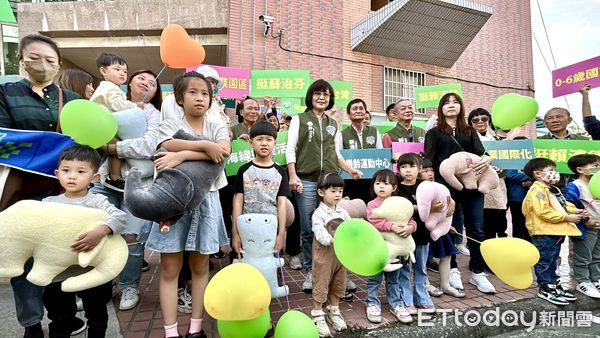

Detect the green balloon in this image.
[274,310,318,338]
[333,219,388,276]
[491,93,538,130]
[59,99,118,149]
[217,308,270,338]
[590,172,600,200]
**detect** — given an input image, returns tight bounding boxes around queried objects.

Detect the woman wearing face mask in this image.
[0,35,82,338]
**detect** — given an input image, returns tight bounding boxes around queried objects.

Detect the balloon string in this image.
[276,251,291,311]
[142,64,167,103]
[454,231,484,245]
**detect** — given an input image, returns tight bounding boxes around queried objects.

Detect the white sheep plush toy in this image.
[0,200,128,292]
[371,196,416,271]
[234,213,289,298]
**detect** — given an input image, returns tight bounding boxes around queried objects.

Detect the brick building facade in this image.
[228,0,534,119]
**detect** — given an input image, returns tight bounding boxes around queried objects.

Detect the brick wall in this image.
[228,0,534,132]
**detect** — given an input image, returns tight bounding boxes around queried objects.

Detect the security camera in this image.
[259,15,274,24]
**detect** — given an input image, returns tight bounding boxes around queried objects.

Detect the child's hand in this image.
[231,232,242,254]
[446,198,456,217]
[584,219,600,229]
[432,201,445,213]
[154,151,185,170]
[205,142,226,163]
[71,225,110,252]
[397,223,413,238]
[391,223,403,234]
[449,226,458,234]
[274,233,285,252]
[565,214,583,223]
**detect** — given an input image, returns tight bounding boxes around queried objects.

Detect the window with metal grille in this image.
[383,67,426,115]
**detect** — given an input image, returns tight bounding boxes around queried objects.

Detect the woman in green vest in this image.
[341,98,382,149]
[286,79,362,292]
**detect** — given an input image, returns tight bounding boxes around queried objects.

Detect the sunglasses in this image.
[471,116,489,124]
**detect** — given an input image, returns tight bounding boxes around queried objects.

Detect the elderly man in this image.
[231,96,260,141]
[342,99,382,149]
[539,107,588,140]
[382,98,426,147]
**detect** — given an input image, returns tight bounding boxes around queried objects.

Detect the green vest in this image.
[538,133,589,140]
[342,125,378,149]
[231,122,251,139]
[295,111,339,181]
[385,123,426,142]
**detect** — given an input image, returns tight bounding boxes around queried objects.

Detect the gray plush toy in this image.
[124,130,225,230]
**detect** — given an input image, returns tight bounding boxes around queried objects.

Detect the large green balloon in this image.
[491,93,538,130]
[333,219,388,276]
[274,310,318,338]
[59,99,118,149]
[590,171,600,200]
[217,308,270,338]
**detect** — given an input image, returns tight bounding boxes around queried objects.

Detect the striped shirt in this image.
[0,79,79,131]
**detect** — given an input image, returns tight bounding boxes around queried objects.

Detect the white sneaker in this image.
[119,287,140,310]
[469,272,496,294]
[456,244,470,256]
[366,304,382,323]
[289,255,303,270]
[177,285,192,313]
[576,282,600,299]
[449,268,464,290]
[303,271,313,292]
[311,309,332,337]
[326,305,347,331]
[390,306,413,324]
[346,278,357,292]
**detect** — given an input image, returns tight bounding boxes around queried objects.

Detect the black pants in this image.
[285,194,302,256]
[483,208,508,239]
[43,281,112,338]
[508,200,531,242]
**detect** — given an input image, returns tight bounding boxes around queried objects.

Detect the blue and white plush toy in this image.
[113,107,154,177]
[234,214,289,298]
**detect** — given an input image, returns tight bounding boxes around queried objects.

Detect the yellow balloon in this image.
[204,263,271,321]
[481,238,539,289]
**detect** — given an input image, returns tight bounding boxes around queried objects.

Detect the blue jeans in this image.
[293,179,318,271]
[399,244,433,307]
[365,268,402,309]
[452,190,486,273]
[11,258,44,327]
[91,183,151,290]
[532,235,562,287]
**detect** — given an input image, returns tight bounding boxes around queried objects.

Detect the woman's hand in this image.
[154,151,185,170]
[350,168,363,180]
[472,155,492,174]
[289,175,303,193]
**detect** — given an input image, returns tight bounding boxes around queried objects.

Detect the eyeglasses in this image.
[313,91,330,98]
[471,116,489,124]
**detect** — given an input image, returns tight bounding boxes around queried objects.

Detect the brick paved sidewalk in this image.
[116,249,545,338]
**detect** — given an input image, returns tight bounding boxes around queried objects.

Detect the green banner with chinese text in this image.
[250,70,310,98]
[533,139,600,174]
[225,131,288,176]
[414,83,462,109]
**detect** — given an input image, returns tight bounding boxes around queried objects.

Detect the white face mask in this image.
[540,171,560,185]
[582,167,600,176]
